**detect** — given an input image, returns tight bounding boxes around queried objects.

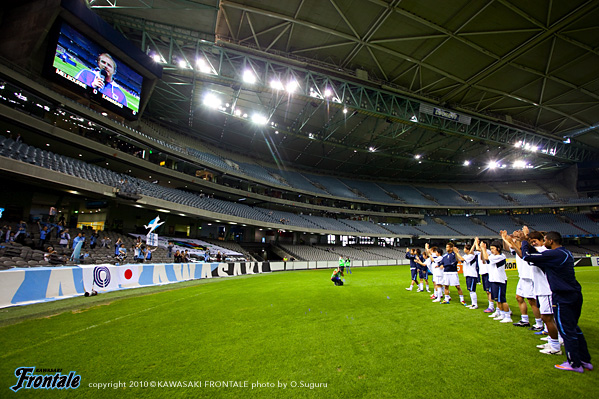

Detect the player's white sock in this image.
[470,292,477,305]
[419,283,423,290]
[549,337,560,351]
[521,315,529,323]
[437,288,443,298]
[488,301,494,309]
[459,295,464,302]
[444,295,450,301]
[535,318,543,328]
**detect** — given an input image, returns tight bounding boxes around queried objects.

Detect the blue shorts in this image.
[481,273,490,292]
[410,268,418,281]
[466,276,478,292]
[418,267,428,280]
[490,282,507,303]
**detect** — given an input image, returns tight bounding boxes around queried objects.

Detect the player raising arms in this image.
[462,241,479,309]
[474,238,495,313]
[405,248,423,291]
[501,230,543,329]
[426,244,445,302]
[440,242,467,306]
[414,252,431,293]
[481,240,512,323]
[521,230,592,373]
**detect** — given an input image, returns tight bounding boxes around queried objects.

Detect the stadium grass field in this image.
[1,265,598,398]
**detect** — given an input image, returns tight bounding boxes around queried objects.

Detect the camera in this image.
[84,290,98,297]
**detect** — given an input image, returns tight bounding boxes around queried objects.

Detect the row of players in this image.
[405,227,591,373]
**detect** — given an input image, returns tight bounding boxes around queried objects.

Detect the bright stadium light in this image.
[286,80,299,93]
[343,108,348,114]
[178,59,188,69]
[203,93,221,109]
[414,154,421,160]
[243,69,256,84]
[251,113,268,125]
[196,58,212,73]
[513,160,527,169]
[270,80,284,90]
[324,88,332,97]
[488,161,499,169]
[463,160,470,166]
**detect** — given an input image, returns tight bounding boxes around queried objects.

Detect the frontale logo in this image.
[10,367,81,392]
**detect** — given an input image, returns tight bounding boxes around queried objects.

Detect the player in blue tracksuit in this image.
[521,231,592,373]
[405,248,421,291]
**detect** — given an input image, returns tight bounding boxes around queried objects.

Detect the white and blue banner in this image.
[0,261,271,308]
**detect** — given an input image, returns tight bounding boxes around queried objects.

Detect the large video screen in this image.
[49,21,143,119]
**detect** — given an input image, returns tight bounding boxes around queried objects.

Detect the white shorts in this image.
[443,272,460,286]
[433,270,444,284]
[537,295,553,315]
[516,278,535,299]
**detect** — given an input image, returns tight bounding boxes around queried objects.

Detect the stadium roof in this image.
[90,0,599,181]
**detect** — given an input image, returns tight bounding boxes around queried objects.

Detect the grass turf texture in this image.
[1,266,598,398]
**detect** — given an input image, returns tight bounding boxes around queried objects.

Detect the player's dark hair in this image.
[490,240,503,251]
[415,249,421,255]
[545,231,562,244]
[446,242,455,248]
[528,231,544,240]
[431,246,443,255]
[465,244,472,251]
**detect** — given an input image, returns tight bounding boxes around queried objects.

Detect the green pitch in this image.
[1,266,598,398]
[53,56,140,112]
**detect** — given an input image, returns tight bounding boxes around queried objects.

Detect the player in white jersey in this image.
[481,240,512,323]
[501,230,543,329]
[426,243,445,302]
[474,238,495,313]
[461,243,479,309]
[505,228,562,355]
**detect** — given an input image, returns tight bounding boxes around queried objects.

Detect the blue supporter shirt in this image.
[406,253,419,269]
[442,252,458,273]
[521,241,581,301]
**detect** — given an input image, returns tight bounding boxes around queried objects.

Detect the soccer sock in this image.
[521,315,529,323]
[497,311,504,319]
[470,292,477,305]
[535,318,543,328]
[437,288,443,298]
[419,283,423,290]
[444,295,450,301]
[459,295,464,302]
[488,301,494,309]
[549,338,560,351]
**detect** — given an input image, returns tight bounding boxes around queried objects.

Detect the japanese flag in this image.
[119,264,141,288]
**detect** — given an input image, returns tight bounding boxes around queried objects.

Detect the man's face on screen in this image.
[98,54,115,81]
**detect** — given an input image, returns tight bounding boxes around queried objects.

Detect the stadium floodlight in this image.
[324,88,332,97]
[196,58,213,74]
[368,146,376,152]
[414,154,421,160]
[488,161,499,169]
[410,115,418,123]
[270,80,284,90]
[343,108,348,114]
[203,93,221,109]
[251,113,268,125]
[463,160,471,166]
[151,53,162,63]
[243,69,256,84]
[286,80,299,93]
[234,109,242,117]
[178,59,188,69]
[513,160,527,169]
